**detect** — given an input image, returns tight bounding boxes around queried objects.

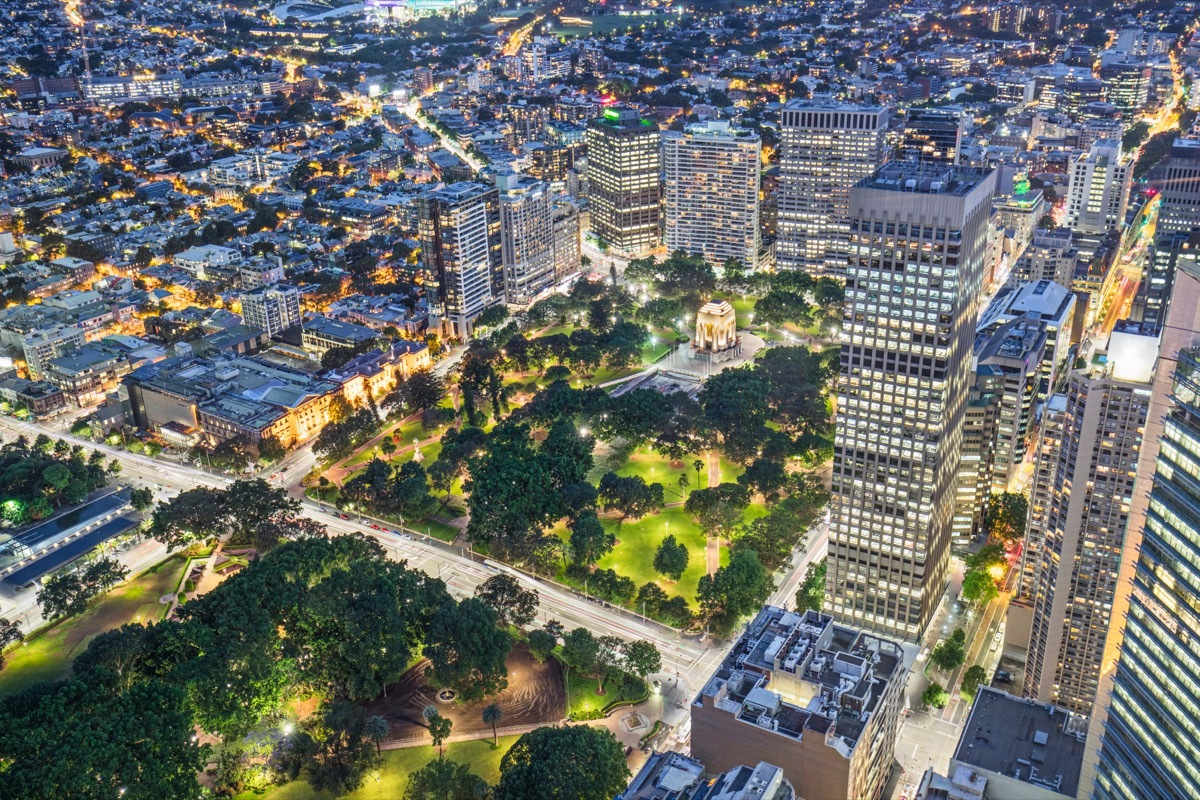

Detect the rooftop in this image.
[860,162,993,196]
[697,606,904,757]
[953,687,1087,798]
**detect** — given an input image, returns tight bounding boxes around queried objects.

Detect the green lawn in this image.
[565,671,604,718]
[555,13,677,36]
[419,518,462,542]
[234,736,518,800]
[729,295,757,328]
[0,555,187,696]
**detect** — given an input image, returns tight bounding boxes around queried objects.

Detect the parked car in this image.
[995,670,1014,685]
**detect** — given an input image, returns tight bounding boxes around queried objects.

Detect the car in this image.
[995,671,1014,684]
[339,514,350,520]
[370,524,381,530]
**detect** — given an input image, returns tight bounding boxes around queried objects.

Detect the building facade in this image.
[827,164,996,640]
[585,108,662,255]
[776,101,889,278]
[240,284,301,337]
[496,173,556,306]
[418,181,503,339]
[661,120,761,270]
[1023,325,1158,714]
[1065,141,1132,236]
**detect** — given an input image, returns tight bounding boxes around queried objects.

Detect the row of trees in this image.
[0,434,117,524]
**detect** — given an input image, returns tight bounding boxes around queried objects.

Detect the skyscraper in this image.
[585,107,661,255]
[827,163,996,640]
[776,101,889,278]
[495,173,555,306]
[418,181,503,339]
[661,120,761,269]
[1134,138,1200,331]
[1065,141,1132,235]
[1080,259,1200,799]
[1023,324,1158,714]
[901,108,965,165]
[240,284,301,337]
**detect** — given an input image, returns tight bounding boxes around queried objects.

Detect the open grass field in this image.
[554,12,677,36]
[233,736,518,800]
[0,555,187,696]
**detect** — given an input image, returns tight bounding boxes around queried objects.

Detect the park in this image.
[0,251,845,797]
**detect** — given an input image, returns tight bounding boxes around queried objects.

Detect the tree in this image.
[404,758,490,800]
[405,369,448,412]
[149,486,228,547]
[425,598,512,703]
[597,472,664,522]
[922,682,950,709]
[697,549,773,636]
[81,557,128,595]
[475,573,539,628]
[482,702,503,746]
[620,640,661,679]
[985,492,1028,542]
[961,568,1000,605]
[653,535,689,581]
[426,709,453,757]
[796,559,827,613]
[569,509,614,567]
[527,628,557,663]
[292,701,382,795]
[930,629,967,672]
[364,715,389,756]
[37,572,89,621]
[962,665,988,699]
[128,487,154,511]
[257,435,286,463]
[0,617,23,670]
[495,725,630,800]
[560,627,599,679]
[684,483,751,540]
[0,673,208,799]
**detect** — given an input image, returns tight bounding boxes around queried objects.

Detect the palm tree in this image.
[364,715,389,756]
[481,703,503,746]
[692,459,704,489]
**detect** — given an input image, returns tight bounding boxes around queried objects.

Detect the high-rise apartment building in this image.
[495,173,555,307]
[776,101,889,278]
[1086,260,1200,800]
[551,201,581,281]
[827,163,996,640]
[901,108,964,165]
[1023,324,1159,714]
[661,120,761,269]
[952,367,1004,541]
[240,284,301,337]
[418,181,503,339]
[1065,141,1132,235]
[585,107,661,255]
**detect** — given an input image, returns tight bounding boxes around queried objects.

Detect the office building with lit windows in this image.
[1065,141,1132,236]
[1135,139,1200,332]
[827,163,996,640]
[901,108,964,165]
[1023,324,1158,715]
[661,120,761,270]
[776,101,889,278]
[585,107,662,255]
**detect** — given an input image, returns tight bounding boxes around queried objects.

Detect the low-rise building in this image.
[301,316,380,358]
[691,607,907,800]
[918,687,1087,800]
[621,752,794,800]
